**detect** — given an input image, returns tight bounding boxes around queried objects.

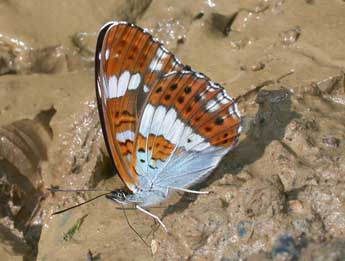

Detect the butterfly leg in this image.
[168,186,210,194]
[136,205,167,232]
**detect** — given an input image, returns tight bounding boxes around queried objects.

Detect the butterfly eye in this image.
[120,192,126,200]
[106,190,127,203]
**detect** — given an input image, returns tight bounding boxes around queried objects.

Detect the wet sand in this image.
[0,0,345,260]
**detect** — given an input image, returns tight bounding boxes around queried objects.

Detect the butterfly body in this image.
[95,22,242,210]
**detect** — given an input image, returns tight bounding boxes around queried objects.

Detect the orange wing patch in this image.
[136,134,175,162]
[144,71,241,149]
[106,94,137,133]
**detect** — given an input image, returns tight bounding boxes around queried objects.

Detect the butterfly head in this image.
[106,189,129,205]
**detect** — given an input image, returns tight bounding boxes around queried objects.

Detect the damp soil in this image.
[0,0,345,260]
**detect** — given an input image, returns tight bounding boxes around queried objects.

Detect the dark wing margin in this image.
[95,22,116,173]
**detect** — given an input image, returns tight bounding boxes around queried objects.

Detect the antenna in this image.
[48,188,112,215]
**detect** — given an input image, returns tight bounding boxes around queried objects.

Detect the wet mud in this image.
[0,0,345,260]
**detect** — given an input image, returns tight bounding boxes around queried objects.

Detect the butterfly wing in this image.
[95,22,184,191]
[132,70,241,193]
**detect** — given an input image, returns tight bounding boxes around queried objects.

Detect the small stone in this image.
[323,137,340,148]
[151,239,159,255]
[250,62,265,71]
[280,26,301,45]
[177,36,185,44]
[288,200,304,214]
[210,12,239,36]
[194,12,204,20]
[272,235,299,260]
[254,2,270,13]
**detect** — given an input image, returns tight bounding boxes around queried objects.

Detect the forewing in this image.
[132,71,242,190]
[95,22,184,191]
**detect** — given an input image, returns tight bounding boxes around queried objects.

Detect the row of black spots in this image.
[180,78,210,118]
[175,75,206,117]
[180,86,193,107]
[153,73,178,102]
[177,73,195,98]
[175,84,194,105]
[183,91,201,114]
[162,73,195,104]
[137,143,171,154]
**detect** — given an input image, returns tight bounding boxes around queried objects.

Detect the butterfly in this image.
[95,21,242,230]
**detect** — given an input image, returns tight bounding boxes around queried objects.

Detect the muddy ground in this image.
[0,0,345,260]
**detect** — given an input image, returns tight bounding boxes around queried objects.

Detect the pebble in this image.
[323,137,340,148]
[251,62,265,71]
[151,239,159,255]
[288,200,304,214]
[280,26,301,45]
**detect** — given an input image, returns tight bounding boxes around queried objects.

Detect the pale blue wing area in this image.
[154,146,229,189]
[127,146,229,207]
